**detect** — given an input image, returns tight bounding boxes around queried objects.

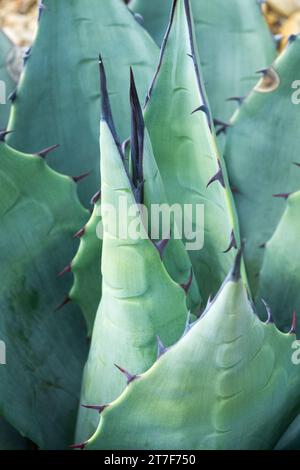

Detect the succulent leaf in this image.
[85,250,300,450]
[0,141,89,449]
[75,114,189,442]
[225,37,300,294]
[144,0,238,301]
[131,0,276,127]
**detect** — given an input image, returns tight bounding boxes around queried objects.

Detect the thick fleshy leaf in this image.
[84,251,300,450]
[7,0,158,205]
[75,119,189,443]
[225,37,300,294]
[144,0,237,301]
[131,0,275,126]
[0,30,21,128]
[0,142,88,449]
[257,192,300,335]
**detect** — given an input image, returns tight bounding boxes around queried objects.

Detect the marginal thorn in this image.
[192,104,209,117]
[231,186,239,194]
[223,230,238,253]
[69,442,87,450]
[153,237,170,259]
[207,164,225,188]
[157,336,167,358]
[81,404,108,414]
[289,311,297,335]
[91,190,101,205]
[261,299,274,324]
[180,269,193,294]
[293,162,300,168]
[55,296,71,312]
[114,364,137,384]
[0,129,14,142]
[36,144,59,159]
[73,227,85,239]
[256,68,269,75]
[213,119,230,136]
[259,243,266,249]
[187,53,193,58]
[273,193,291,200]
[72,171,91,183]
[57,264,72,278]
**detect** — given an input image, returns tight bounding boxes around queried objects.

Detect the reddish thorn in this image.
[273,193,291,200]
[69,442,87,450]
[114,364,137,384]
[55,296,71,312]
[57,264,72,278]
[73,227,85,239]
[72,171,91,183]
[36,144,59,159]
[180,269,193,294]
[91,190,101,205]
[223,230,237,253]
[81,404,108,414]
[231,186,239,194]
[289,311,297,334]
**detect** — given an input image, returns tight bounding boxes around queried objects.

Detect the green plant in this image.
[0,0,299,451]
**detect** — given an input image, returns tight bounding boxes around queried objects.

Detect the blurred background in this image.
[1,0,300,48]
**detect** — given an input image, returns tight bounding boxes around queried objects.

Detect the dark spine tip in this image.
[229,243,244,282]
[192,105,209,119]
[261,299,274,324]
[180,269,193,294]
[273,193,291,200]
[36,144,60,159]
[0,129,13,142]
[256,68,269,75]
[81,404,108,414]
[114,364,137,384]
[73,227,85,239]
[55,296,71,312]
[293,162,300,168]
[288,34,299,44]
[130,67,145,205]
[57,264,72,278]
[72,171,91,183]
[223,230,238,254]
[91,190,101,205]
[289,311,297,335]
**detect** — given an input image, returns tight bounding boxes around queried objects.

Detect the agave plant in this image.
[0,0,299,451]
